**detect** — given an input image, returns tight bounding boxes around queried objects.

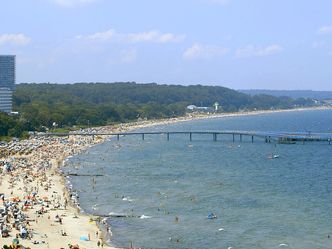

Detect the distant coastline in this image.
[7,82,323,139]
[95,105,332,132]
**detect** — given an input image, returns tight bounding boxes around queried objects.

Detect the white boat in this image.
[268,153,279,159]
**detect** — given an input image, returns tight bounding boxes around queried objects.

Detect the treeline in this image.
[0,112,30,138]
[0,82,316,137]
[240,89,332,100]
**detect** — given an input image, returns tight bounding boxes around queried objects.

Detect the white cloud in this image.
[77,29,185,43]
[183,43,229,60]
[317,25,332,35]
[235,44,283,58]
[125,30,185,43]
[49,0,98,7]
[0,33,31,46]
[78,29,116,42]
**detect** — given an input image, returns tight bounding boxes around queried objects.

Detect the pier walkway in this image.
[41,130,332,144]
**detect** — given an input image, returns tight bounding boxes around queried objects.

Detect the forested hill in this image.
[15,82,250,108]
[0,82,317,138]
[13,82,315,126]
[240,89,332,100]
[14,82,315,109]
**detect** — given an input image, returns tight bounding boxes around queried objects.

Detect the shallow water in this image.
[64,110,332,249]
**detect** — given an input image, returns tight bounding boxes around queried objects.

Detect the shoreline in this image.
[1,106,331,248]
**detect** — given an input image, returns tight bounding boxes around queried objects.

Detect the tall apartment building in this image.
[0,55,15,113]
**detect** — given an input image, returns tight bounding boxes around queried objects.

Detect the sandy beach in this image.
[0,135,118,249]
[1,106,331,249]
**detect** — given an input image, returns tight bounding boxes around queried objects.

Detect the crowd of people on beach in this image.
[0,131,115,248]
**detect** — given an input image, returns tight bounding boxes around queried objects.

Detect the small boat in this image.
[268,153,279,159]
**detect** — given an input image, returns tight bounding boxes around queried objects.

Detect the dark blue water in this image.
[65,110,332,249]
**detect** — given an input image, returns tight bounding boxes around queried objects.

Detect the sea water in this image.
[64,109,332,249]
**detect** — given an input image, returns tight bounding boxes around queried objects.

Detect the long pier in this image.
[40,130,332,144]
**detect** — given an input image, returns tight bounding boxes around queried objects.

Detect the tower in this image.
[214,102,219,111]
[0,55,15,113]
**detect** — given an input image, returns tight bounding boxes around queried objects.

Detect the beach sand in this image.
[1,106,331,249]
[0,137,117,249]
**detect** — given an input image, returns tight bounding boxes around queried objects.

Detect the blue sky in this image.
[1,0,332,90]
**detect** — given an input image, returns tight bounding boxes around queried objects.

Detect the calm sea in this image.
[64,109,332,249]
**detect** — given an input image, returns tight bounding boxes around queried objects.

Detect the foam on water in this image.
[139,215,152,219]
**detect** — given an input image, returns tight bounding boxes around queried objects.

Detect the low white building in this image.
[186,105,212,112]
[186,105,197,110]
